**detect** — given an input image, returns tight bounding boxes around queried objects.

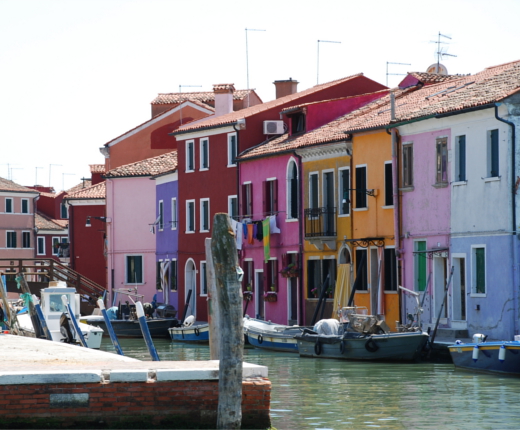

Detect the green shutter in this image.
[417,241,427,291]
[476,248,485,294]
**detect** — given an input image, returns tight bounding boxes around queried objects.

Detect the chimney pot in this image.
[213,84,235,116]
[273,78,299,99]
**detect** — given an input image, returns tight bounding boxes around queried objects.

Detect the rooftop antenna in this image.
[49,164,62,189]
[317,40,341,85]
[430,32,457,73]
[386,61,411,87]
[62,173,75,191]
[35,166,43,185]
[9,167,23,183]
[245,28,266,107]
[79,177,90,188]
[178,85,202,125]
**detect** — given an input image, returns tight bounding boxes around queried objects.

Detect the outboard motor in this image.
[59,313,75,344]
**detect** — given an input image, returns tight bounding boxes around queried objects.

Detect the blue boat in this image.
[169,321,209,343]
[448,339,520,375]
[243,317,304,353]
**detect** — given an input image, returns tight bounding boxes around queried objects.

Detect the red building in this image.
[172,76,387,321]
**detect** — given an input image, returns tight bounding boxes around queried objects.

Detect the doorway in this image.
[255,270,265,320]
[184,259,197,318]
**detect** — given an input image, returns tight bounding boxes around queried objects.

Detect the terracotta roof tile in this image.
[65,181,106,200]
[213,83,236,92]
[66,180,92,194]
[0,177,39,194]
[151,89,255,105]
[407,72,465,85]
[175,74,367,134]
[35,212,67,231]
[89,164,105,174]
[104,151,177,178]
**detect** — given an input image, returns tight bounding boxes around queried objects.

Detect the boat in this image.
[294,307,429,361]
[16,283,104,349]
[169,316,209,343]
[448,335,520,375]
[243,316,304,353]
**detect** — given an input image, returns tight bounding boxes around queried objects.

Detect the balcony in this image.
[304,207,337,250]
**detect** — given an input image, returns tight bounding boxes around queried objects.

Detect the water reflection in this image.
[101,339,520,429]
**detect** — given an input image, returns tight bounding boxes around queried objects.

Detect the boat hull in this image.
[296,331,429,361]
[169,323,209,343]
[80,316,177,338]
[448,341,520,375]
[243,317,304,353]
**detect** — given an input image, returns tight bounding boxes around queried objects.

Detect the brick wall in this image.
[0,377,271,429]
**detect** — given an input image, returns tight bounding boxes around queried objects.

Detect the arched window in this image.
[287,159,299,219]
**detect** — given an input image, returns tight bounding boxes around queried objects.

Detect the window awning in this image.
[344,237,385,248]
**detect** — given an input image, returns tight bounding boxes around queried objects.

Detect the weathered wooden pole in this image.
[205,238,220,360]
[211,214,244,429]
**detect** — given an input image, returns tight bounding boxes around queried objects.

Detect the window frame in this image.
[21,198,29,214]
[263,178,278,216]
[228,195,238,220]
[309,172,319,210]
[52,236,60,255]
[242,182,253,217]
[5,198,13,213]
[384,161,394,207]
[60,202,68,219]
[158,200,164,231]
[125,254,144,285]
[488,129,499,178]
[6,231,16,248]
[338,166,350,216]
[186,200,195,233]
[22,231,31,248]
[286,159,299,220]
[455,135,467,182]
[200,137,209,171]
[227,132,237,167]
[354,165,367,209]
[200,198,210,232]
[471,245,486,297]
[402,142,414,188]
[186,140,195,172]
[37,236,45,255]
[171,198,177,230]
[200,261,208,297]
[435,137,448,185]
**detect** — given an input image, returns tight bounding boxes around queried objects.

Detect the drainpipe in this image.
[390,92,404,324]
[495,102,518,335]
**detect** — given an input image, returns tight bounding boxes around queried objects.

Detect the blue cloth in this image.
[243,223,248,239]
[106,307,118,320]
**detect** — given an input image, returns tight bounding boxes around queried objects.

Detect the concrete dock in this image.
[0,334,271,429]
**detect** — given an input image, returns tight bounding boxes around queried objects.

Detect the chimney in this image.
[273,78,299,99]
[213,84,235,116]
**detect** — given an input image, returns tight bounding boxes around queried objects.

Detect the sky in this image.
[1,0,520,192]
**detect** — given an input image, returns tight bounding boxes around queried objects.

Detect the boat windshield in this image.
[49,294,68,313]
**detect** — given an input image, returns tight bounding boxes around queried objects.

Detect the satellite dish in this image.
[427,63,448,75]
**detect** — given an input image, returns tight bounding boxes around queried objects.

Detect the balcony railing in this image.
[304,207,336,238]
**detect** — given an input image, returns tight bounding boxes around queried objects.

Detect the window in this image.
[21,199,29,214]
[5,198,13,213]
[339,167,350,216]
[6,231,16,248]
[200,198,210,232]
[472,246,486,295]
[37,237,45,255]
[228,195,238,220]
[307,259,321,297]
[414,241,427,292]
[355,166,367,209]
[227,133,237,167]
[384,248,397,291]
[186,140,195,172]
[52,237,60,255]
[186,200,195,233]
[171,260,178,291]
[384,162,393,206]
[263,179,278,216]
[289,112,306,135]
[200,261,208,296]
[60,202,68,219]
[200,138,209,170]
[243,260,254,290]
[436,137,448,184]
[158,200,164,231]
[265,259,278,291]
[402,143,413,187]
[455,135,466,181]
[22,231,30,248]
[242,182,253,217]
[126,255,143,284]
[171,198,177,230]
[287,160,299,219]
[355,249,368,290]
[309,173,319,209]
[488,129,499,177]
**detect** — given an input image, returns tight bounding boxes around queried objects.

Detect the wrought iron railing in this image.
[304,207,336,238]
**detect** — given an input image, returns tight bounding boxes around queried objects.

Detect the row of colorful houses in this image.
[11,58,518,341]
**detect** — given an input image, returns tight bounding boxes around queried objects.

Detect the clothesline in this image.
[233,210,285,221]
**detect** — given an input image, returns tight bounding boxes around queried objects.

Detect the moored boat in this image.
[448,336,520,375]
[243,316,303,353]
[169,318,209,343]
[80,314,177,338]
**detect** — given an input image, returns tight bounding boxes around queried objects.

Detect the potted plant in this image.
[264,291,277,303]
[280,263,299,278]
[243,290,253,301]
[270,284,276,292]
[246,283,252,291]
[310,288,318,298]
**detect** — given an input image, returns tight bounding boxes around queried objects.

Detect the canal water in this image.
[101,338,520,429]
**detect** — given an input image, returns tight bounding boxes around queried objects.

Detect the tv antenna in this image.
[317,40,341,85]
[430,32,457,72]
[386,61,411,87]
[245,28,266,107]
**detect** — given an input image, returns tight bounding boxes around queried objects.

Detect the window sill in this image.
[199,168,209,172]
[355,290,369,294]
[432,182,449,189]
[384,290,398,294]
[470,293,486,298]
[399,186,414,192]
[200,229,210,233]
[452,180,468,187]
[338,213,351,218]
[382,205,394,210]
[186,231,195,234]
[285,218,299,223]
[185,170,195,173]
[484,176,501,183]
[227,164,237,168]
[353,207,368,212]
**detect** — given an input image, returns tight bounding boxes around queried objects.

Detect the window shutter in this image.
[476,248,485,294]
[272,179,278,213]
[262,181,267,215]
[385,164,393,206]
[491,130,499,177]
[459,136,466,181]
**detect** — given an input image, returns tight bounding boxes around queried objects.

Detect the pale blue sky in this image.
[1,0,519,191]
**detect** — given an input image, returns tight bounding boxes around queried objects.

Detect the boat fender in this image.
[194,327,200,336]
[499,344,506,362]
[258,334,263,344]
[472,345,479,362]
[365,337,379,353]
[184,315,195,327]
[314,341,322,356]
[339,340,346,355]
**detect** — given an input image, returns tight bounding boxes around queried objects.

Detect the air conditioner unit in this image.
[263,120,285,135]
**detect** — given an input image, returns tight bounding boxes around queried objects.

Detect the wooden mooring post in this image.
[211,214,244,429]
[205,237,220,360]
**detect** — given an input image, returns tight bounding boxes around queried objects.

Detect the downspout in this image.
[295,150,304,325]
[390,92,403,324]
[495,102,518,335]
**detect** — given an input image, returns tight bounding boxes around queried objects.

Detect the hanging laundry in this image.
[243,223,248,240]
[269,215,281,234]
[255,221,263,241]
[262,218,270,262]
[230,219,243,250]
[247,224,254,245]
